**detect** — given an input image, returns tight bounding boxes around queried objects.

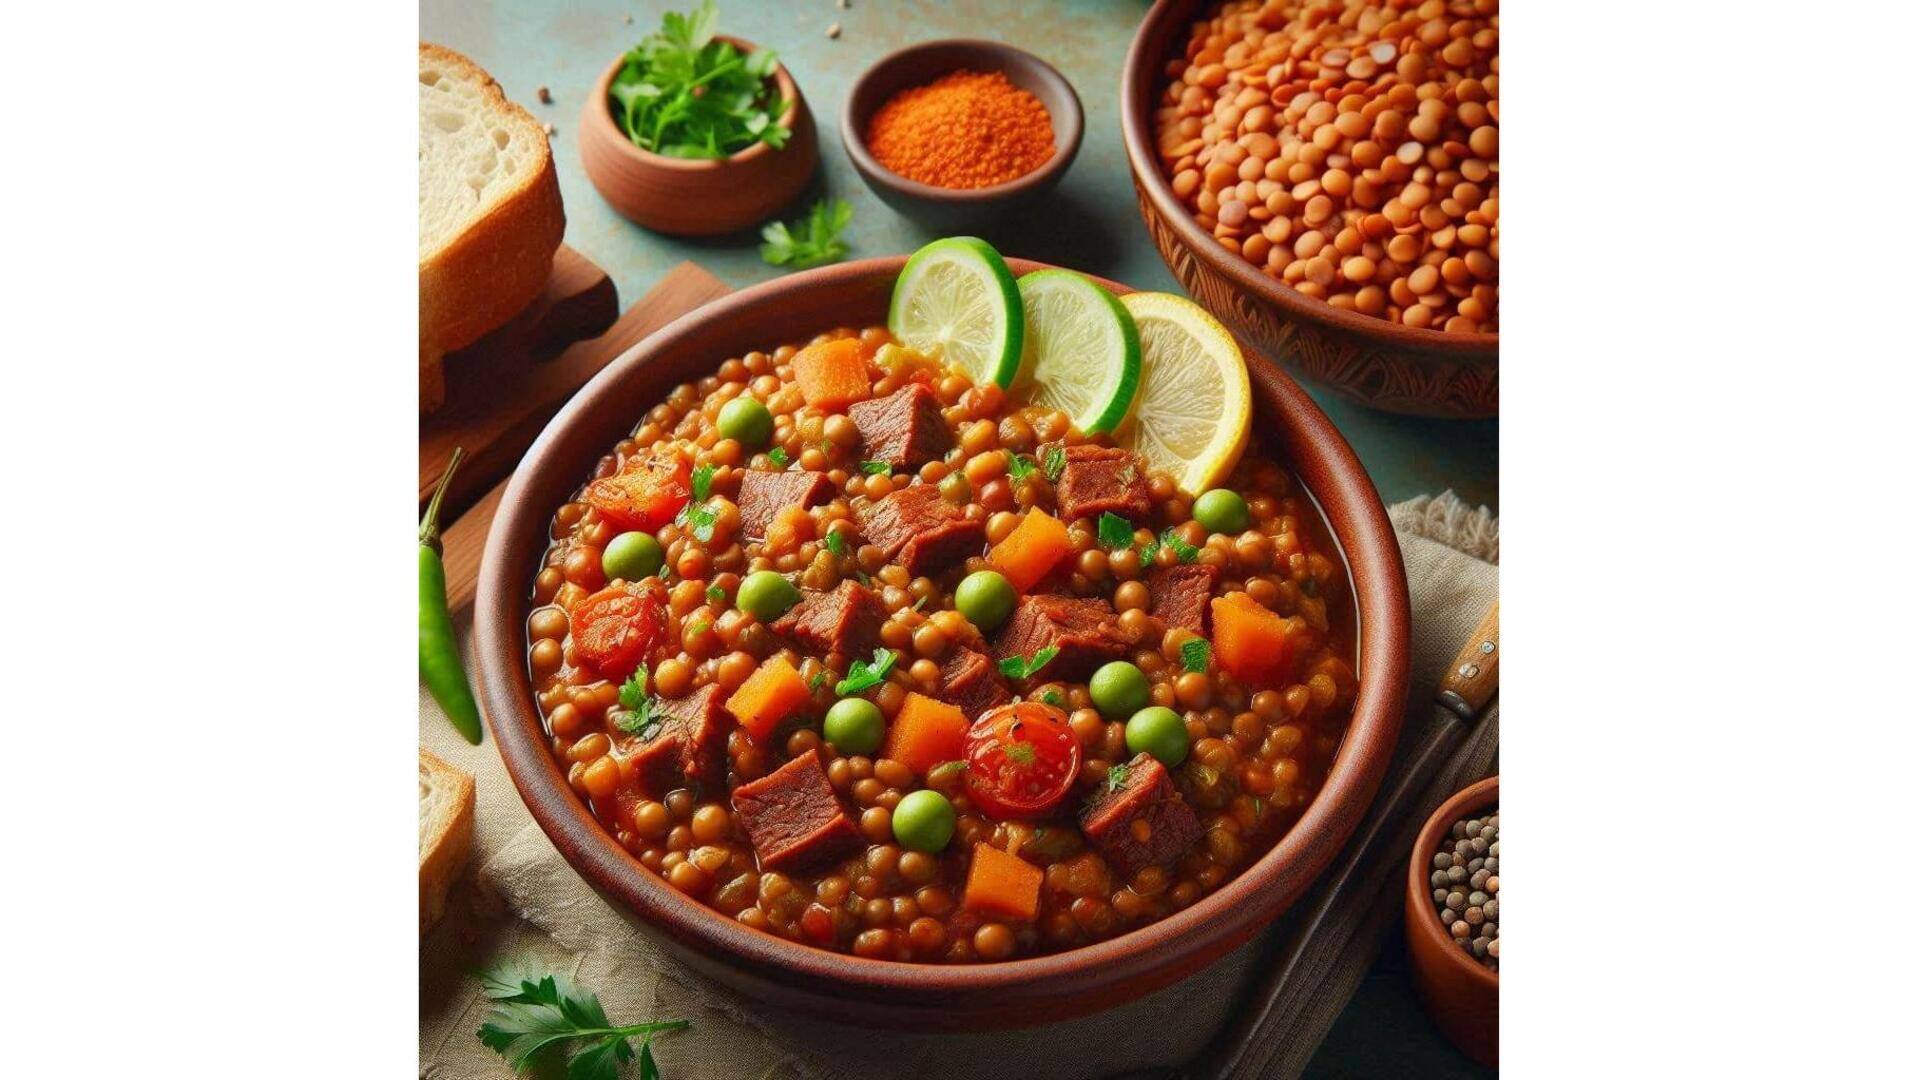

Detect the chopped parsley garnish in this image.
[1042,445,1067,482]
[689,462,716,503]
[911,595,930,611]
[613,669,664,739]
[706,584,726,604]
[1097,512,1136,551]
[767,446,791,468]
[478,960,688,1080]
[1039,690,1064,707]
[1105,762,1131,794]
[761,197,854,270]
[997,645,1058,680]
[1159,527,1201,564]
[1007,453,1037,484]
[857,459,892,476]
[808,671,828,692]
[824,527,847,558]
[1181,638,1212,674]
[681,502,718,542]
[835,648,898,695]
[928,760,968,784]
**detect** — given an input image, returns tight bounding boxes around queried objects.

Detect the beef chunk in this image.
[769,579,886,660]
[1146,563,1220,636]
[847,383,951,471]
[736,469,832,541]
[1079,753,1203,878]
[655,683,729,786]
[990,595,1130,682]
[934,647,1012,719]
[1055,445,1151,523]
[626,725,684,792]
[731,749,862,873]
[854,483,986,576]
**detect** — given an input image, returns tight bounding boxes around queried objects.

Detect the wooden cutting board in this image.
[440,261,733,614]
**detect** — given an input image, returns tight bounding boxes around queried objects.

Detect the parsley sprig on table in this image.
[477,962,688,1080]
[761,198,854,270]
[609,1,790,159]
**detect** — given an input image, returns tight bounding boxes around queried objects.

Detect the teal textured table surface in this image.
[422,0,1496,513]
[422,1,1496,1075]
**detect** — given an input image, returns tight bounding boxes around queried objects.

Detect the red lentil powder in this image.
[864,69,1056,189]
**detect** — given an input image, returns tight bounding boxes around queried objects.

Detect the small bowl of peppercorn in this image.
[841,39,1084,231]
[1405,774,1499,1067]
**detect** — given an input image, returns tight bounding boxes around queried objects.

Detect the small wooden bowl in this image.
[1121,0,1498,418]
[474,257,1411,1030]
[841,40,1084,232]
[579,37,818,236]
[1405,774,1499,1066]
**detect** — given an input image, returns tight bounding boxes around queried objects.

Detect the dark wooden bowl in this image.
[579,37,818,236]
[1405,774,1499,1066]
[841,40,1084,232]
[473,256,1411,1030]
[1120,1,1498,419]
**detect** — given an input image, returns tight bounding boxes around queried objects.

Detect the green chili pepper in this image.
[421,447,482,745]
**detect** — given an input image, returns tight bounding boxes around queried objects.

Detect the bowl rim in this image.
[587,34,802,171]
[1405,774,1500,989]
[474,255,1411,1003]
[839,38,1085,203]
[1119,0,1497,355]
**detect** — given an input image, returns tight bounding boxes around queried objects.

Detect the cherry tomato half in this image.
[568,578,666,679]
[582,453,691,532]
[963,702,1082,819]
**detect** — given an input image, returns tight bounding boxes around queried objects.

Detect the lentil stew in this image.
[524,325,1360,964]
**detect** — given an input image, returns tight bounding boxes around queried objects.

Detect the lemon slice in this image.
[1013,270,1142,435]
[887,237,1024,388]
[1113,292,1251,494]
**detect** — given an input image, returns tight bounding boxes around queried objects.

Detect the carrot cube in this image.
[963,842,1043,922]
[882,691,968,775]
[726,656,812,743]
[986,509,1073,591]
[792,338,873,411]
[1210,592,1297,687]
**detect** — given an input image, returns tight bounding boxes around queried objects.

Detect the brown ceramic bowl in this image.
[1405,774,1499,1066]
[579,37,818,236]
[841,40,1083,232]
[1120,0,1498,418]
[474,256,1411,1030]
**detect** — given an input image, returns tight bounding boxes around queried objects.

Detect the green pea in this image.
[1193,488,1250,534]
[1126,706,1190,767]
[1089,661,1152,719]
[892,789,956,853]
[601,531,664,582]
[717,396,774,449]
[954,570,1016,632]
[824,698,885,755]
[737,570,800,620]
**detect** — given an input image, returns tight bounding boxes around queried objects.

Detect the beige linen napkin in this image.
[420,492,1498,1080]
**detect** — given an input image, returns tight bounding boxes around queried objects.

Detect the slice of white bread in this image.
[419,43,565,412]
[419,749,476,933]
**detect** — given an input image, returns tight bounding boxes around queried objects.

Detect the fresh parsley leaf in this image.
[706,584,725,604]
[609,0,790,159]
[857,459,892,476]
[477,962,688,1078]
[617,668,649,712]
[808,671,828,692]
[835,648,898,695]
[1181,638,1212,674]
[1097,512,1136,551]
[1159,527,1201,564]
[682,502,718,543]
[767,446,791,468]
[761,198,854,270]
[854,569,874,586]
[824,527,847,558]
[1042,445,1067,482]
[1105,762,1131,793]
[1039,690,1064,707]
[1138,534,1161,564]
[997,645,1058,680]
[690,462,716,503]
[1007,454,1037,484]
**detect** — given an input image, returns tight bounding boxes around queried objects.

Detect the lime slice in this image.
[888,237,1023,388]
[1012,270,1142,435]
[1113,292,1251,495]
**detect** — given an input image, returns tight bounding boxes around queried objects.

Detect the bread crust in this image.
[419,749,476,933]
[419,43,566,412]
